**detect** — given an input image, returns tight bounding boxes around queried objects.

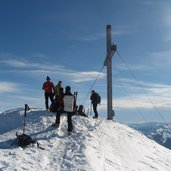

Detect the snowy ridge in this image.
[0,109,171,171]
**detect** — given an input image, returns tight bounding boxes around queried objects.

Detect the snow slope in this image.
[129,122,171,150]
[0,109,171,171]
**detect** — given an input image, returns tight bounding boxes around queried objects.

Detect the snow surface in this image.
[0,108,171,171]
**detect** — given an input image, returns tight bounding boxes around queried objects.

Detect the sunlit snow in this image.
[0,108,171,171]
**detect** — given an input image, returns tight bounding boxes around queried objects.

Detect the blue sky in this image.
[1,0,171,123]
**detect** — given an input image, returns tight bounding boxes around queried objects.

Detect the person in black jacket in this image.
[63,86,76,132]
[51,87,65,128]
[90,90,99,118]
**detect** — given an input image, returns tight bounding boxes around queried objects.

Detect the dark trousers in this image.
[55,108,63,125]
[55,111,73,132]
[93,103,98,117]
[45,92,54,110]
[67,112,73,132]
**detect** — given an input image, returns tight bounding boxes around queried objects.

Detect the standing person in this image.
[42,76,55,111]
[90,90,99,118]
[54,81,62,98]
[52,87,65,128]
[63,86,76,132]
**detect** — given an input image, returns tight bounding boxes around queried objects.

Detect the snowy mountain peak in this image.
[1,109,171,171]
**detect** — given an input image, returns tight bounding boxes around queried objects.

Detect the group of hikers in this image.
[42,76,100,133]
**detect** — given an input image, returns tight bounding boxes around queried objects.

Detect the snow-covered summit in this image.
[0,109,171,171]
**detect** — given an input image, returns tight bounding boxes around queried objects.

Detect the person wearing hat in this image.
[63,86,76,132]
[90,90,99,118]
[54,81,62,98]
[42,76,55,110]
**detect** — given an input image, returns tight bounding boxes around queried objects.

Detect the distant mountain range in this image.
[128,122,171,150]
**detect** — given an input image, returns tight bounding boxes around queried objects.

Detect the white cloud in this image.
[77,33,105,41]
[77,29,129,42]
[103,78,171,110]
[148,50,171,65]
[63,71,105,83]
[0,82,19,93]
[116,50,171,74]
[4,59,29,68]
[0,58,105,83]
[84,77,171,111]
[1,59,64,70]
[114,94,171,110]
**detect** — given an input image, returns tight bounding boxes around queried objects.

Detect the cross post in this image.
[104,25,117,120]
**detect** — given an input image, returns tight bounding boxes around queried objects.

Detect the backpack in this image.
[15,132,45,150]
[77,105,87,117]
[16,132,36,147]
[63,95,75,112]
[77,105,85,115]
[50,94,64,113]
[96,93,101,104]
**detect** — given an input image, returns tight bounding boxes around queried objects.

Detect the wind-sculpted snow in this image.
[0,109,171,171]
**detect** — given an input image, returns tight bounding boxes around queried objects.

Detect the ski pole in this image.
[90,103,92,117]
[87,108,90,117]
[23,104,30,134]
[74,91,78,101]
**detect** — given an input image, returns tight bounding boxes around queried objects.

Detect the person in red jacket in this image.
[42,76,55,110]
